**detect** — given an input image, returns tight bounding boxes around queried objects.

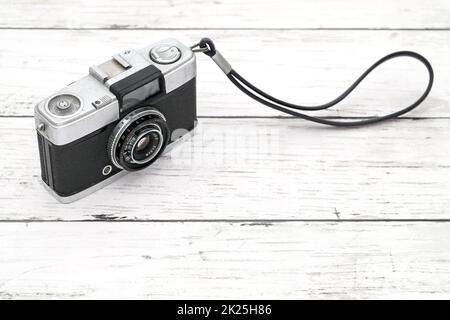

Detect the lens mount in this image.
[107,107,170,171]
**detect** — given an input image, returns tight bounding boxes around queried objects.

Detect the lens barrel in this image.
[107,107,169,171]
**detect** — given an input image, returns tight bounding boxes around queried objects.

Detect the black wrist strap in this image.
[192,38,434,127]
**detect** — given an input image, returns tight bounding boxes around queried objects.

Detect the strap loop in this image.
[199,38,216,57]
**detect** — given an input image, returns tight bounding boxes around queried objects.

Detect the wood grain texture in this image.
[2,117,449,221]
[1,30,447,118]
[1,0,450,29]
[1,0,450,300]
[0,221,449,299]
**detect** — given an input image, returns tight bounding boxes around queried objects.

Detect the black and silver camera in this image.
[35,39,197,203]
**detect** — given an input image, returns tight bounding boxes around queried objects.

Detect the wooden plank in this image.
[1,0,450,29]
[1,30,447,118]
[0,221,449,299]
[1,117,449,221]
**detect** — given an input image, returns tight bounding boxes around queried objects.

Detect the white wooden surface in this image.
[0,0,449,299]
[1,0,450,29]
[2,118,450,221]
[1,222,450,299]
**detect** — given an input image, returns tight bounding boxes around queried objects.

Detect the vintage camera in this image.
[35,39,197,203]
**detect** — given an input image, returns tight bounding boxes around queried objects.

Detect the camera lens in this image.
[136,135,151,152]
[107,107,170,171]
[132,132,162,161]
[122,122,164,166]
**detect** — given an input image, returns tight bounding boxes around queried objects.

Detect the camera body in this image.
[35,39,197,203]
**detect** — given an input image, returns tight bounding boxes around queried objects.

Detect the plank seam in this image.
[0,115,448,120]
[2,219,450,223]
[0,27,450,31]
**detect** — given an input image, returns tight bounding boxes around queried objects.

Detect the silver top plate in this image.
[34,38,196,146]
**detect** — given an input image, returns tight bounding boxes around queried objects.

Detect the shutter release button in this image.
[150,45,181,64]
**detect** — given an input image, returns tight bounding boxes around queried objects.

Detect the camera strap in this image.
[191,38,434,127]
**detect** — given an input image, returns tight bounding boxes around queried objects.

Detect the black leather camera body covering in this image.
[37,78,197,198]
